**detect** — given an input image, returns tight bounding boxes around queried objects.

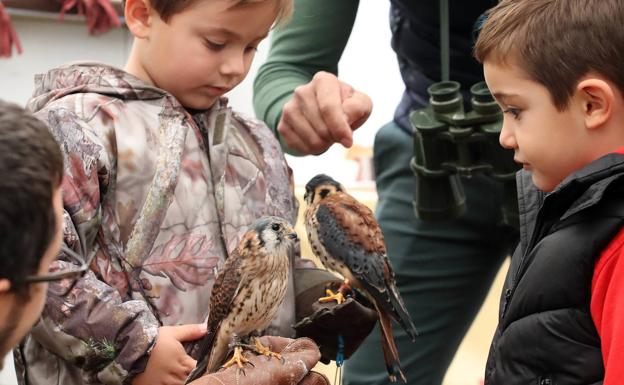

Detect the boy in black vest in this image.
[474,1,624,384]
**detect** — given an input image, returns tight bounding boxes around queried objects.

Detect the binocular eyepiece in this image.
[410,80,519,227]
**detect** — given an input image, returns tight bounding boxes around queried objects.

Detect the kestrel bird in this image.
[186,216,298,383]
[304,174,418,383]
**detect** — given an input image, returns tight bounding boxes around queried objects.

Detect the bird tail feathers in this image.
[388,283,418,341]
[377,304,407,383]
[185,327,218,384]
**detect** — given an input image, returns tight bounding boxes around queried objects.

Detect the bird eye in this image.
[271,223,281,231]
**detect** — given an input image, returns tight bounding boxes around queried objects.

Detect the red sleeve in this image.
[591,226,624,385]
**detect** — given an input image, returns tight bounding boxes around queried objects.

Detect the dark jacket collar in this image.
[516,152,624,250]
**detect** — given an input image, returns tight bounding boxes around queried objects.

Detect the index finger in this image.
[314,76,352,147]
[256,336,292,354]
[183,356,197,371]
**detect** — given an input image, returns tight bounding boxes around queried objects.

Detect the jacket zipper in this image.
[502,196,546,318]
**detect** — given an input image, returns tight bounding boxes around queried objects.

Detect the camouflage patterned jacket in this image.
[14,62,300,385]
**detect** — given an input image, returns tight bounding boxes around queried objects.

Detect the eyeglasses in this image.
[19,244,94,296]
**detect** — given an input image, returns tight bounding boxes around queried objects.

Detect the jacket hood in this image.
[27,62,168,113]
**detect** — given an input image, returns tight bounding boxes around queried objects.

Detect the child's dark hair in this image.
[474,0,624,111]
[0,100,64,291]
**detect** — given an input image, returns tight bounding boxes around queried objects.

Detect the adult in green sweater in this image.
[253,1,518,385]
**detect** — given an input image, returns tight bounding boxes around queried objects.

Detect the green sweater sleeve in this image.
[253,0,359,151]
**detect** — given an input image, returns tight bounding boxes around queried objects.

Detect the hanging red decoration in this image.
[0,1,23,58]
[57,0,121,35]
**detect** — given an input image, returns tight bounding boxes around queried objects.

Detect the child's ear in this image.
[577,78,614,130]
[0,279,11,294]
[125,0,152,39]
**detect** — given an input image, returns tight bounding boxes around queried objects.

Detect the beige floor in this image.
[294,186,509,385]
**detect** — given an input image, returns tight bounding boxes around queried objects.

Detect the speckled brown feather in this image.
[321,192,386,255]
[186,218,294,383]
[206,253,244,335]
[187,251,244,382]
[303,175,418,383]
[306,191,414,333]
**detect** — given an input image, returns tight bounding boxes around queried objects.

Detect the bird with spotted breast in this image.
[303,174,418,383]
[185,216,298,383]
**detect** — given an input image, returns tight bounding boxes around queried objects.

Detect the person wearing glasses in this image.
[0,99,66,368]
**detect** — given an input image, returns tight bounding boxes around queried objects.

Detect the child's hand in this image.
[132,324,207,385]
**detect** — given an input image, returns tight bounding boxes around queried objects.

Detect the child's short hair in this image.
[123,0,292,25]
[474,0,624,111]
[0,100,64,291]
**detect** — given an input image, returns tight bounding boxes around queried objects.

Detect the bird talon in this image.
[252,337,283,362]
[221,346,250,370]
[319,288,346,304]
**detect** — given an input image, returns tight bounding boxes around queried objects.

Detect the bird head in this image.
[303,174,344,206]
[251,216,298,254]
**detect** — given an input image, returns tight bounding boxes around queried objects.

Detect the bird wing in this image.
[186,255,244,383]
[206,255,244,333]
[322,192,386,255]
[315,193,388,294]
[316,193,417,340]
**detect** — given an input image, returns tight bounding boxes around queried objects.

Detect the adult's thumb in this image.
[170,323,207,342]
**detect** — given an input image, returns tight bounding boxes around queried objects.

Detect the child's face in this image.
[484,60,590,192]
[140,0,278,110]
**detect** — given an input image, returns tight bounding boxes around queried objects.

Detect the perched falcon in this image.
[185,216,298,383]
[304,174,418,383]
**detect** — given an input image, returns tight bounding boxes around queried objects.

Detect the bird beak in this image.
[286,227,298,240]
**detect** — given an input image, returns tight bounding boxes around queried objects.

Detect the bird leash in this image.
[334,335,345,385]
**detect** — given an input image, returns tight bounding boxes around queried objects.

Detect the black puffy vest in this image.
[485,153,624,385]
[389,0,497,132]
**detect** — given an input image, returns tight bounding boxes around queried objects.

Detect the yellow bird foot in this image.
[319,279,352,304]
[319,288,346,305]
[253,338,283,362]
[221,346,251,370]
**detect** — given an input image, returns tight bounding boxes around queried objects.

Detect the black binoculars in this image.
[409,80,519,227]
